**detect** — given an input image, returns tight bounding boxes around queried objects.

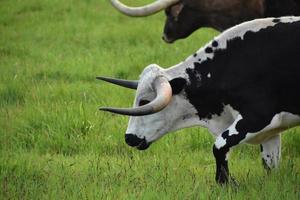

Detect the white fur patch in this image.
[261,135,281,168]
[206,104,239,136]
[225,152,230,161]
[215,136,227,149]
[228,115,243,136]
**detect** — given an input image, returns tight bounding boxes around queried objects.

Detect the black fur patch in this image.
[169,78,187,95]
[205,47,213,53]
[264,0,300,17]
[212,40,219,47]
[213,145,230,183]
[272,18,281,23]
[184,21,300,133]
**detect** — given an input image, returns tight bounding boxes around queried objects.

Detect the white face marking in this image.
[126,96,201,143]
[215,136,227,149]
[207,73,211,78]
[126,65,202,143]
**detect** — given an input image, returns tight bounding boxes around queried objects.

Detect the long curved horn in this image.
[100,76,172,116]
[96,76,138,89]
[111,0,179,17]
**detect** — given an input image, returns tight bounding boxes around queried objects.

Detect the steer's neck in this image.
[165,53,239,137]
[165,52,202,80]
[168,103,238,137]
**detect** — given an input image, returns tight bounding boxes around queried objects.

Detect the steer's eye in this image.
[139,100,150,106]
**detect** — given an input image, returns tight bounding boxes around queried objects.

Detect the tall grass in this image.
[0,0,299,199]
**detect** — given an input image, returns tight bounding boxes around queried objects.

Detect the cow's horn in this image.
[100,76,172,116]
[111,0,180,17]
[97,76,138,89]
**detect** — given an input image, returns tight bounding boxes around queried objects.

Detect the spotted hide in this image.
[99,17,300,184]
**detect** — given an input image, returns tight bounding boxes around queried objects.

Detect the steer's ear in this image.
[169,78,186,95]
[170,3,184,19]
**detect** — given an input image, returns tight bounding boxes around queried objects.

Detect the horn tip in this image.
[96,76,105,80]
[99,107,116,113]
[99,107,108,111]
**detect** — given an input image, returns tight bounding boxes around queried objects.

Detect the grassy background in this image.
[0,0,300,199]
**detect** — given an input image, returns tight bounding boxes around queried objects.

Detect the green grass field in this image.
[1,0,300,199]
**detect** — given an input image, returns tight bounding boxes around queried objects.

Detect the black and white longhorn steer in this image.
[98,17,300,184]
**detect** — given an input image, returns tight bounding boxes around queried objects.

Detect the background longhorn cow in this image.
[99,17,300,183]
[111,0,300,43]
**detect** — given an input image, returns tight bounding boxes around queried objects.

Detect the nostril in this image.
[125,134,143,147]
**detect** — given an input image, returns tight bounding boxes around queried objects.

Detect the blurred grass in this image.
[0,0,299,199]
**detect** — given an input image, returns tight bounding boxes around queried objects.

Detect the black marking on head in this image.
[272,18,280,23]
[184,20,300,125]
[169,77,187,95]
[212,40,219,47]
[267,155,270,158]
[198,58,201,62]
[193,53,197,57]
[205,47,213,53]
[139,100,150,106]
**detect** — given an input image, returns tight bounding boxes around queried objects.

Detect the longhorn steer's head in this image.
[110,0,201,43]
[163,2,207,43]
[110,0,264,43]
[109,0,241,43]
[98,64,197,150]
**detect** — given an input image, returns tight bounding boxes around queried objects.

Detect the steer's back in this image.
[208,17,300,111]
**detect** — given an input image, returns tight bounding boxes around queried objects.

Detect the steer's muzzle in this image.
[162,34,174,44]
[125,134,151,150]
